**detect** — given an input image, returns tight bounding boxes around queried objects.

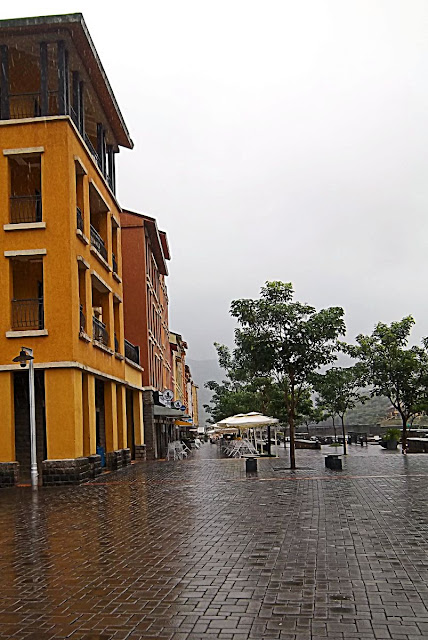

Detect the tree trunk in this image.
[401,414,407,454]
[285,382,296,469]
[341,415,347,455]
[289,411,296,469]
[333,416,337,442]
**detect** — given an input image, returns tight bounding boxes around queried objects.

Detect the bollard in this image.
[325,454,342,471]
[245,457,258,473]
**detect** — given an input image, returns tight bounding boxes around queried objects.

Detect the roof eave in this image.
[0,13,133,149]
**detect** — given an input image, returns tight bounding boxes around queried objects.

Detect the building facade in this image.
[120,210,185,459]
[0,14,144,486]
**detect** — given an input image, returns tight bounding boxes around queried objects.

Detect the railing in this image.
[69,104,79,127]
[90,224,108,261]
[79,305,86,332]
[125,339,140,365]
[114,333,119,353]
[10,195,42,224]
[84,133,101,168]
[112,253,118,274]
[93,316,109,346]
[76,206,84,232]
[7,91,58,120]
[9,92,41,119]
[11,298,44,330]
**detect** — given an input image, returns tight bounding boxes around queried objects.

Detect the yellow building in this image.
[169,332,187,408]
[191,383,199,428]
[169,332,199,433]
[0,14,144,485]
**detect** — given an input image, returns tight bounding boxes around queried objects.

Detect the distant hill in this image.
[345,395,391,425]
[187,358,224,424]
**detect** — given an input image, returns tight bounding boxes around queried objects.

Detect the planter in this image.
[386,439,398,450]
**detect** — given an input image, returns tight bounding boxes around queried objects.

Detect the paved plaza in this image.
[1,444,428,639]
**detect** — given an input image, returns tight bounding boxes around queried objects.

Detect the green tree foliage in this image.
[204,344,289,423]
[205,347,321,429]
[345,316,428,453]
[296,388,324,434]
[230,281,345,468]
[312,367,366,454]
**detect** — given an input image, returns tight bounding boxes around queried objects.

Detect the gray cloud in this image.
[4,0,427,357]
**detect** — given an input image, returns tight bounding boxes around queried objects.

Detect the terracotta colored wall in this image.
[120,213,149,386]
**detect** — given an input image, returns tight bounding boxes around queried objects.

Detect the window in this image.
[9,154,42,223]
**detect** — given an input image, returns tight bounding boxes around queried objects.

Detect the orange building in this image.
[0,14,145,485]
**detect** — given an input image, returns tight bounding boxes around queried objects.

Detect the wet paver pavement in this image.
[1,444,428,639]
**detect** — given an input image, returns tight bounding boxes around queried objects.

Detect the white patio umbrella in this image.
[217,412,279,427]
[216,413,279,455]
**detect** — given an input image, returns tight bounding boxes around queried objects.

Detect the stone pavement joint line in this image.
[1,445,428,639]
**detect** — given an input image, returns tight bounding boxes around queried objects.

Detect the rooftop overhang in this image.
[122,209,169,276]
[0,13,133,149]
[159,231,171,260]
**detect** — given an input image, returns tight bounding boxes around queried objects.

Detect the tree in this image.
[204,344,288,423]
[345,317,428,453]
[312,367,366,454]
[294,387,324,436]
[204,344,292,424]
[230,281,345,469]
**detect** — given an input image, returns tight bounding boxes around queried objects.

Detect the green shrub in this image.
[383,428,401,442]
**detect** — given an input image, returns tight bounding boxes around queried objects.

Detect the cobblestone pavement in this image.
[2,444,428,639]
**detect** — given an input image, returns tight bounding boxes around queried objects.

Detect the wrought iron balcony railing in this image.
[7,91,58,120]
[10,194,42,224]
[76,207,84,232]
[90,224,108,262]
[112,253,118,274]
[11,298,44,330]
[79,305,86,332]
[125,339,140,365]
[114,333,119,353]
[84,133,101,168]
[93,316,109,346]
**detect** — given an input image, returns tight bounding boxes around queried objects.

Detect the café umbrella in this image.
[216,412,279,455]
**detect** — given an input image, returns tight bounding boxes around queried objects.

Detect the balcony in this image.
[90,225,108,262]
[112,253,118,274]
[8,90,58,120]
[11,298,44,330]
[125,339,140,365]
[10,195,42,224]
[76,207,84,233]
[93,316,108,346]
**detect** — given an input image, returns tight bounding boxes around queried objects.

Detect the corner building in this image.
[0,14,144,485]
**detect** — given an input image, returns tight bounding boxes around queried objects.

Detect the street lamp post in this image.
[12,347,38,490]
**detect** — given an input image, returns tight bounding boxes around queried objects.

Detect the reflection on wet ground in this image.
[1,444,428,639]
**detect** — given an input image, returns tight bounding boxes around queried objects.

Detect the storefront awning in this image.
[154,406,189,418]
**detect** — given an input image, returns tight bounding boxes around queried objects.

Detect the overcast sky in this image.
[3,1,428,360]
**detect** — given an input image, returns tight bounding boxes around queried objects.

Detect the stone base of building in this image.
[0,462,19,487]
[0,449,133,488]
[42,457,91,486]
[134,444,146,461]
[88,454,103,479]
[105,448,132,470]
